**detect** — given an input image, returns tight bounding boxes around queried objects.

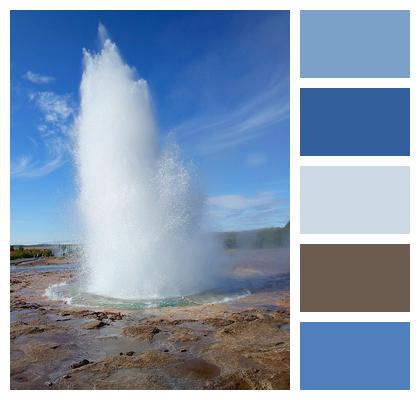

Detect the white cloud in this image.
[11,91,74,179]
[11,155,66,178]
[10,156,32,176]
[208,192,276,210]
[173,80,289,155]
[29,92,73,127]
[206,191,289,231]
[245,152,266,167]
[23,70,55,84]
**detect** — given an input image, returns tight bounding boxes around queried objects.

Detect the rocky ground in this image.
[10,260,290,390]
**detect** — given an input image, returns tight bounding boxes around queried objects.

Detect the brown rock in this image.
[168,327,200,343]
[122,325,161,341]
[203,318,235,327]
[81,320,106,330]
[71,359,90,369]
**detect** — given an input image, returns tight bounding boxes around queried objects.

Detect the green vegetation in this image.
[221,222,290,249]
[10,246,53,260]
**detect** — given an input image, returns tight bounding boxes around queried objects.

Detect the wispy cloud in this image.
[23,70,55,84]
[173,80,289,156]
[29,92,73,128]
[11,91,74,178]
[245,152,266,167]
[11,154,66,178]
[206,191,289,231]
[208,192,277,210]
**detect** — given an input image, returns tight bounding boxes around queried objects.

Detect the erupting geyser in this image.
[75,26,223,299]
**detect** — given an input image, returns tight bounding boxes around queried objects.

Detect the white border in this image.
[1,0,419,398]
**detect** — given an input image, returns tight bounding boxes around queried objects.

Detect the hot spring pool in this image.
[45,281,252,309]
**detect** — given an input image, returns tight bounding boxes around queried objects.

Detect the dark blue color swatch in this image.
[300,88,410,156]
[300,322,410,390]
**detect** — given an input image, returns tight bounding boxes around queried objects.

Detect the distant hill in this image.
[10,246,53,260]
[11,224,291,253]
[220,222,290,249]
[10,243,81,259]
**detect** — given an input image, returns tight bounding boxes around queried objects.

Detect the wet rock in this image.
[122,325,161,341]
[211,368,289,390]
[170,358,220,380]
[11,299,42,310]
[107,311,123,321]
[81,320,106,330]
[180,348,187,353]
[211,370,257,390]
[203,318,234,327]
[171,319,197,325]
[10,321,47,339]
[91,311,123,321]
[71,359,90,369]
[75,351,176,372]
[126,351,135,356]
[168,327,200,343]
[63,309,123,322]
[231,310,261,322]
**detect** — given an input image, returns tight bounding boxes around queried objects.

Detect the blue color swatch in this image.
[301,10,410,77]
[300,322,410,390]
[300,88,410,156]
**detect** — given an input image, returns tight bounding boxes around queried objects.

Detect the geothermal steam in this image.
[75,27,222,299]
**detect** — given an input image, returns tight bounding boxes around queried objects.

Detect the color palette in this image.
[300,322,410,390]
[300,89,410,156]
[300,244,410,312]
[300,10,410,77]
[300,166,410,234]
[299,9,411,391]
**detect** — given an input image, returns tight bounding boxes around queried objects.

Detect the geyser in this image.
[75,26,223,299]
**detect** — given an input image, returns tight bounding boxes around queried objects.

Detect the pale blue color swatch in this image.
[300,166,410,233]
[301,11,410,77]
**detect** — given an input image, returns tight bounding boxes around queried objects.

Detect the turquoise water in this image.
[28,248,290,310]
[45,280,253,309]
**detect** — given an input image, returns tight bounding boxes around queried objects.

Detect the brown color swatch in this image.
[300,244,410,312]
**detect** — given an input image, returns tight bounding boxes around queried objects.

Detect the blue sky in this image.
[11,11,290,244]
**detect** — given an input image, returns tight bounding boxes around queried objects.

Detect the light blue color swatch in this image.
[301,10,410,77]
[300,166,410,234]
[301,322,410,390]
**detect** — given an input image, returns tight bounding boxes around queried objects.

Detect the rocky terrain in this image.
[10,260,290,390]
